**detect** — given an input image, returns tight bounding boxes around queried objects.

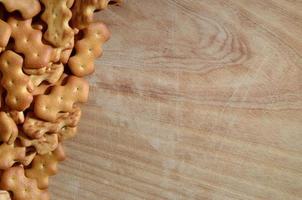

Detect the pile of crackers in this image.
[0,0,122,199]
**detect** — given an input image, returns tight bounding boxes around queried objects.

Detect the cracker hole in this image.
[13,97,18,103]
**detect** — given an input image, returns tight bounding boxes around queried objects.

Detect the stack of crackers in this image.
[0,0,122,199]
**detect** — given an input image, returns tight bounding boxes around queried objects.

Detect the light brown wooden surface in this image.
[51,0,302,199]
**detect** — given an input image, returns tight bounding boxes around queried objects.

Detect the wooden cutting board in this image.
[51,0,302,199]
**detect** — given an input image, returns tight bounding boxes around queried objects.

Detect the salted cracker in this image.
[18,133,59,155]
[0,0,41,19]
[23,106,81,139]
[25,63,64,87]
[8,17,54,69]
[41,0,74,48]
[0,51,33,111]
[0,20,11,53]
[0,166,49,200]
[25,145,65,189]
[71,0,123,29]
[68,22,110,77]
[0,142,35,170]
[0,112,18,144]
[34,76,89,122]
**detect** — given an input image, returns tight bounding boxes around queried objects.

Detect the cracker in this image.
[58,126,77,141]
[0,51,33,111]
[34,76,89,122]
[0,0,41,19]
[0,166,49,200]
[41,0,74,48]
[0,19,11,53]
[0,112,18,144]
[25,144,65,189]
[7,17,54,69]
[68,22,110,77]
[0,142,35,170]
[18,133,58,155]
[23,106,81,139]
[32,74,68,96]
[71,0,123,29]
[25,63,64,87]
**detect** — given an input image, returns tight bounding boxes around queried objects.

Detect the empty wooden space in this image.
[51,0,302,199]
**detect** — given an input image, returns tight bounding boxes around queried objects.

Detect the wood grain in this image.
[51,0,302,199]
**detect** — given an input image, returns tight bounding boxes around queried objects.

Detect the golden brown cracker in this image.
[23,106,81,139]
[41,0,74,48]
[25,145,65,189]
[68,22,110,77]
[0,142,35,170]
[71,0,122,29]
[18,133,58,155]
[0,166,49,200]
[32,74,68,96]
[0,19,11,53]
[26,63,64,87]
[34,76,89,122]
[0,0,41,19]
[0,112,18,144]
[0,51,33,111]
[32,73,68,96]
[7,17,54,69]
